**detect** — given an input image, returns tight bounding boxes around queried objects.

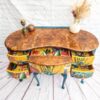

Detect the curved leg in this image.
[33,73,40,86]
[71,73,74,77]
[80,79,84,84]
[61,74,67,89]
[19,79,23,82]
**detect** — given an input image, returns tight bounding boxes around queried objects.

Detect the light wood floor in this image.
[0,56,100,100]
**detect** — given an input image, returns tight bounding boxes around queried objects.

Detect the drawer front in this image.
[7,54,29,62]
[30,64,71,74]
[72,56,95,65]
[71,70,94,78]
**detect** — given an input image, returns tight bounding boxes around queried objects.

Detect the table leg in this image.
[61,74,67,89]
[33,73,40,86]
[80,79,84,84]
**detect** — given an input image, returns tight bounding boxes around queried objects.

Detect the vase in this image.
[69,22,81,34]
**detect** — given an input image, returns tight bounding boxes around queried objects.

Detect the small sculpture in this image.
[20,19,27,36]
[27,24,35,32]
[20,19,35,36]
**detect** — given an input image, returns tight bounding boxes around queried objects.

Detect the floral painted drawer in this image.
[7,63,30,81]
[71,65,94,78]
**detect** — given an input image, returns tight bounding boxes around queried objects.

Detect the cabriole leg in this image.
[61,74,67,89]
[33,73,40,86]
[80,79,84,84]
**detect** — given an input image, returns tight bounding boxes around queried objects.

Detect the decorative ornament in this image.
[20,19,27,36]
[20,19,26,26]
[20,19,35,36]
[27,24,35,32]
[69,0,90,34]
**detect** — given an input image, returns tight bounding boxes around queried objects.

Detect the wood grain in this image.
[5,28,99,52]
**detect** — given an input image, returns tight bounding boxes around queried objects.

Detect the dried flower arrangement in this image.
[72,0,90,22]
[70,0,90,33]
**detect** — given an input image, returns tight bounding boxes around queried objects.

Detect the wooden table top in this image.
[5,27,99,52]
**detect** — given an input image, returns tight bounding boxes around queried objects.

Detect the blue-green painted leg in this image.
[19,79,23,82]
[80,79,84,84]
[61,74,67,89]
[71,73,74,77]
[33,73,40,86]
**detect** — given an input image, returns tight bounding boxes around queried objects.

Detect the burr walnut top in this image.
[5,27,99,52]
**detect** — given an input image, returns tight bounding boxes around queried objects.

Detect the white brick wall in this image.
[0,0,100,64]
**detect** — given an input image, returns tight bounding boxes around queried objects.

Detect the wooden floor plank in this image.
[0,77,12,90]
[54,74,70,100]
[6,76,33,100]
[85,78,100,98]
[37,74,53,100]
[74,78,100,100]
[65,75,74,100]
[23,74,53,100]
[0,78,19,100]
[65,77,86,100]
[93,70,100,79]
[21,77,34,100]
[5,82,20,100]
[22,74,41,100]
[74,79,88,100]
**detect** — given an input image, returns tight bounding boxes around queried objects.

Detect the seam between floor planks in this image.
[85,81,100,98]
[5,82,20,100]
[74,79,87,100]
[65,82,71,100]
[21,77,34,100]
[53,76,54,100]
[92,78,100,86]
[0,78,12,90]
